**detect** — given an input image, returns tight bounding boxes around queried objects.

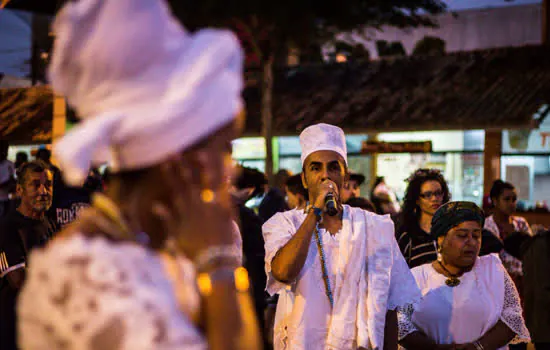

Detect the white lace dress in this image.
[17,234,207,350]
[397,254,530,350]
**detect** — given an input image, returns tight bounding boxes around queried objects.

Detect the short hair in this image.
[235,166,267,198]
[35,148,52,162]
[17,160,52,185]
[346,197,376,212]
[286,174,308,200]
[489,179,515,201]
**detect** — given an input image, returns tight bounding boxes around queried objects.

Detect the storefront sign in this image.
[361,140,432,154]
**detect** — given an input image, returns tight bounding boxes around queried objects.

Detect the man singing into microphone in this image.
[263,123,421,350]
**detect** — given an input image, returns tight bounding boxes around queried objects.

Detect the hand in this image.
[312,179,339,210]
[152,157,236,261]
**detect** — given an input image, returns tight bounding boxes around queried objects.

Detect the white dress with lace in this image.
[397,254,530,350]
[17,234,207,350]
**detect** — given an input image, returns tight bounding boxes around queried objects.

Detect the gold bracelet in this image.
[197,266,250,297]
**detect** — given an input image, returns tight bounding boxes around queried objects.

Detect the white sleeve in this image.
[396,303,419,341]
[501,268,531,344]
[262,212,297,295]
[18,235,207,350]
[387,219,422,310]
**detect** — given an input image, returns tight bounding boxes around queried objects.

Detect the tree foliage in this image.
[412,35,446,56]
[169,0,447,63]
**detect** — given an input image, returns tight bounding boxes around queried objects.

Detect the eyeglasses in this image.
[419,190,444,199]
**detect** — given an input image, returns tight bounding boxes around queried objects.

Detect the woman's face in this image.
[438,220,482,268]
[494,188,517,216]
[416,180,444,217]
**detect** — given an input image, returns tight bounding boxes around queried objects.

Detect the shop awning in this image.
[243,44,550,136]
[0,85,52,144]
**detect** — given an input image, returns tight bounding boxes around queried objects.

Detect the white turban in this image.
[299,123,347,165]
[49,0,244,186]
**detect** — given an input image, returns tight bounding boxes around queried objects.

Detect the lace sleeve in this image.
[18,234,207,350]
[501,269,531,344]
[396,303,419,341]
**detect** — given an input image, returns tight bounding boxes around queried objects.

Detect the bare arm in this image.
[204,277,261,350]
[469,320,515,350]
[384,309,398,350]
[270,211,318,283]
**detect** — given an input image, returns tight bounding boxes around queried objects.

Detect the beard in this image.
[32,197,52,212]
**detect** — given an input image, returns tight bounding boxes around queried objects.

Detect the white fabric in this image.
[262,205,421,350]
[49,0,244,186]
[299,124,347,166]
[405,254,530,349]
[18,234,207,350]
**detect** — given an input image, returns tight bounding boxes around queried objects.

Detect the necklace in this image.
[438,261,462,287]
[314,223,334,307]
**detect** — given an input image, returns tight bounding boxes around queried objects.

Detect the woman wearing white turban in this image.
[16,0,260,349]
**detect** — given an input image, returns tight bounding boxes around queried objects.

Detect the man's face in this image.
[341,179,361,203]
[302,150,347,202]
[17,170,53,214]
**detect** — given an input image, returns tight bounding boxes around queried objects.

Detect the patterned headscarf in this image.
[431,201,485,239]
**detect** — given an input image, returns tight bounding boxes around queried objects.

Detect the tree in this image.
[412,36,446,56]
[169,0,447,182]
[376,40,407,58]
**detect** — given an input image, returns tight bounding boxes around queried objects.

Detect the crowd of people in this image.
[0,0,549,349]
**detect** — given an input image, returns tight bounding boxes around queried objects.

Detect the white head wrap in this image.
[49,0,244,186]
[299,123,347,165]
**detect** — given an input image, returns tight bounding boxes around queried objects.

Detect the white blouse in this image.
[18,234,207,350]
[398,254,530,350]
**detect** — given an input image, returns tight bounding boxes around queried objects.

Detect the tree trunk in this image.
[262,54,275,185]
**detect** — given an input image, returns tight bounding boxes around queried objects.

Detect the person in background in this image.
[285,173,308,210]
[231,166,268,346]
[340,171,365,203]
[14,151,28,171]
[259,169,291,222]
[16,0,261,349]
[484,180,532,307]
[371,176,401,216]
[504,231,550,350]
[399,201,530,350]
[346,196,376,212]
[0,141,15,218]
[396,168,450,268]
[0,161,55,350]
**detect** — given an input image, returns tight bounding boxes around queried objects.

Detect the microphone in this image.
[325,192,338,216]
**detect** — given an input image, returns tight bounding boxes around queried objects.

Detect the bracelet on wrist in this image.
[194,245,241,273]
[197,266,250,297]
[309,206,323,221]
[473,341,484,350]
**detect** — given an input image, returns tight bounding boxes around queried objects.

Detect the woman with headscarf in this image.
[16,1,260,349]
[396,169,451,268]
[398,202,530,350]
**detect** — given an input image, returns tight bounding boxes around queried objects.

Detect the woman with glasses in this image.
[397,169,451,268]
[398,202,530,350]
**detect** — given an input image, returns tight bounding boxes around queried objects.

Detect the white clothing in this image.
[263,205,421,350]
[49,0,244,186]
[399,254,530,349]
[299,124,347,165]
[0,159,14,200]
[18,234,207,350]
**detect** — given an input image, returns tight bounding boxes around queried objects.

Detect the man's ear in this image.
[15,183,23,198]
[301,171,308,190]
[437,236,445,249]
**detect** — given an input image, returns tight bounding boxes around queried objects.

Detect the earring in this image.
[437,245,442,262]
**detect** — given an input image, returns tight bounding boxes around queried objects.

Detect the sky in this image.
[445,0,540,10]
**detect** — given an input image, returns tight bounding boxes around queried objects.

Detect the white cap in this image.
[49,0,244,186]
[299,123,347,165]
